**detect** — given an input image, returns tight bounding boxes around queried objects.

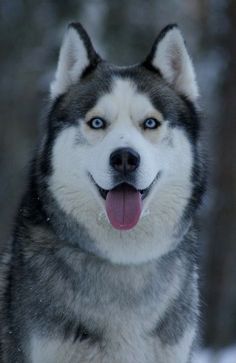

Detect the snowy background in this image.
[194,347,236,363]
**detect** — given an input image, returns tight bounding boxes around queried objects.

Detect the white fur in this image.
[50,27,89,99]
[31,334,156,363]
[30,335,101,363]
[152,27,199,101]
[49,78,193,265]
[155,327,196,363]
[83,79,161,190]
[31,322,194,363]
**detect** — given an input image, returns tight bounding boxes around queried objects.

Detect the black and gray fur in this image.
[0,23,206,363]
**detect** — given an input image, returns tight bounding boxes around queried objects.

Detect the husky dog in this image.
[0,23,205,363]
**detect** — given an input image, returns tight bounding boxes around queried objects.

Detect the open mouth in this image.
[89,173,160,231]
[92,175,159,201]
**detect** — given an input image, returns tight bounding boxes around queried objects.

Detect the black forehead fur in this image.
[48,61,200,143]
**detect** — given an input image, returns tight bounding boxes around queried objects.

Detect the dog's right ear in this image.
[144,24,199,102]
[50,23,100,99]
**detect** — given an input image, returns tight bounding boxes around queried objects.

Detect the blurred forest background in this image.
[0,0,236,353]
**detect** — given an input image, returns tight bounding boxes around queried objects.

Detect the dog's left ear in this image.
[50,23,100,99]
[144,24,199,102]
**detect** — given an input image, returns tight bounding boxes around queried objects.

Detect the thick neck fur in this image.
[15,169,198,279]
[5,171,199,363]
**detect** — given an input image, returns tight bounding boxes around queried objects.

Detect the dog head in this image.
[41,23,204,264]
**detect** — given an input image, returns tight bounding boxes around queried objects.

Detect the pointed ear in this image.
[144,24,199,102]
[50,23,101,99]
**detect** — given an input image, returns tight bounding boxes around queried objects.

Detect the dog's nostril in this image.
[128,153,138,167]
[110,148,140,174]
[112,154,123,169]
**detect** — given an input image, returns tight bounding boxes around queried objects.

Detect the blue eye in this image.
[88,117,106,129]
[143,118,160,130]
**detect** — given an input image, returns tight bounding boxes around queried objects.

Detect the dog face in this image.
[43,23,203,264]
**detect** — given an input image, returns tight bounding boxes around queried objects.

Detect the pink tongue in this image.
[105,184,142,230]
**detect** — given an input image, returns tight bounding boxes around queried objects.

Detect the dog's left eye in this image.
[88,117,106,130]
[143,118,160,130]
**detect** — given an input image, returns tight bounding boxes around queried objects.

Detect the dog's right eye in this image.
[87,117,106,130]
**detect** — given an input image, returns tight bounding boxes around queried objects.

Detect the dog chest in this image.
[30,325,157,363]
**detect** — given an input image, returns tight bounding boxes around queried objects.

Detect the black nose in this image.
[110,147,140,174]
